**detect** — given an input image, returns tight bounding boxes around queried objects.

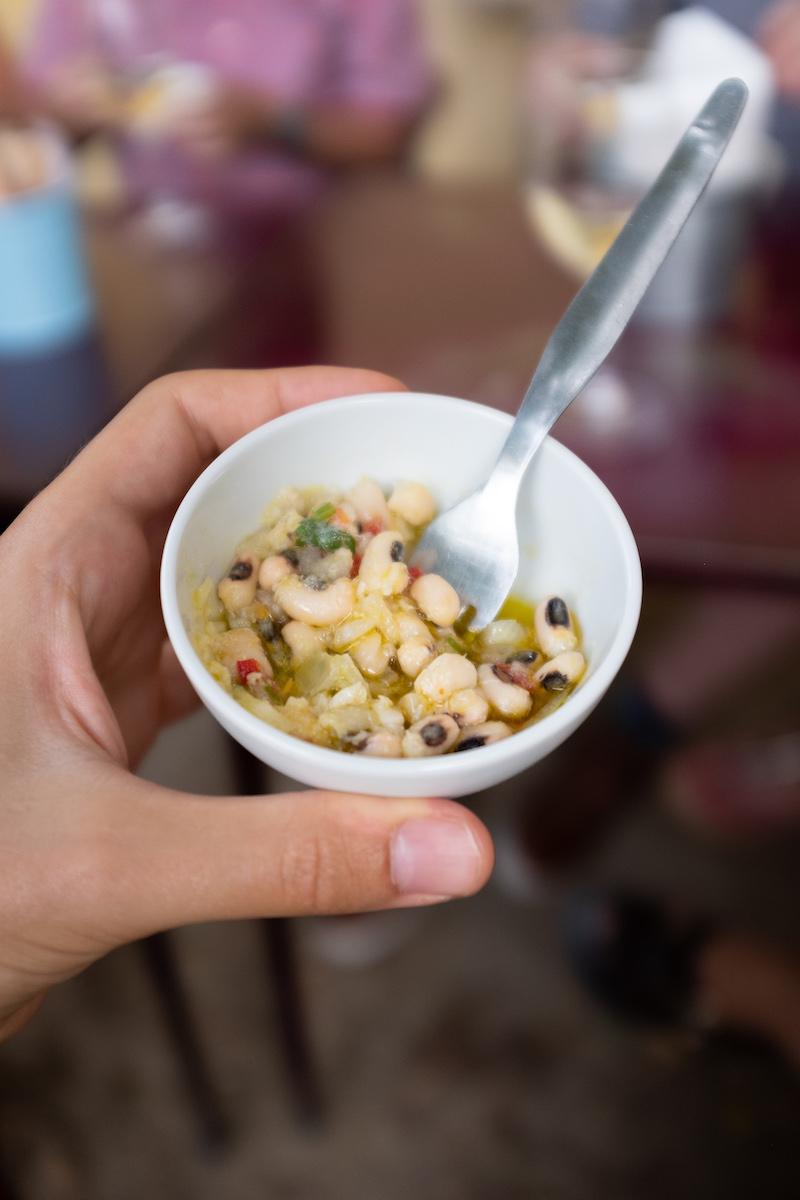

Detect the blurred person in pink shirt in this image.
[8,0,432,215]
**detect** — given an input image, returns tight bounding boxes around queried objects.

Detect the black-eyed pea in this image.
[495,650,541,690]
[446,687,490,728]
[216,627,272,681]
[534,595,577,657]
[410,573,461,627]
[351,630,394,676]
[402,714,460,758]
[257,554,296,591]
[395,610,431,643]
[534,650,585,692]
[345,478,391,529]
[454,721,513,751]
[282,621,326,663]
[387,481,436,527]
[397,635,437,679]
[218,551,260,613]
[353,730,403,758]
[358,530,409,595]
[477,663,533,719]
[275,575,355,626]
[414,653,477,706]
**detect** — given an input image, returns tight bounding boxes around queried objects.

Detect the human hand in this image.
[759,0,800,98]
[0,367,494,1041]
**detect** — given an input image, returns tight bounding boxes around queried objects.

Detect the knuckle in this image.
[279,827,383,912]
[279,835,332,911]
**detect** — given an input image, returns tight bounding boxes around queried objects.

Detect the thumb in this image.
[93,775,495,942]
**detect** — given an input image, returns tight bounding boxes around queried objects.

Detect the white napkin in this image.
[603,5,777,193]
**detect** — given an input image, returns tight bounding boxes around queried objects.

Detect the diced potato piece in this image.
[318,706,373,739]
[331,616,376,651]
[294,652,365,697]
[481,620,527,648]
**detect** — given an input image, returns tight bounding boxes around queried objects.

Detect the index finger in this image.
[54,366,408,522]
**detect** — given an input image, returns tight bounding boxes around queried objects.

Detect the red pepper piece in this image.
[408,566,423,581]
[350,554,363,579]
[236,658,262,684]
[362,520,383,536]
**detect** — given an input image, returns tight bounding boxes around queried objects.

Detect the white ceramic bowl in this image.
[161,392,642,797]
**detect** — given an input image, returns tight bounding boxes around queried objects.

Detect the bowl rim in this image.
[160,391,642,784]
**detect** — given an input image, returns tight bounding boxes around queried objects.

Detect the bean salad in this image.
[192,478,585,757]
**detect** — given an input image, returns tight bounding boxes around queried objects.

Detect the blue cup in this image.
[0,131,94,355]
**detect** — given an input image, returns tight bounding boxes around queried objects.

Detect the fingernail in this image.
[391,818,482,897]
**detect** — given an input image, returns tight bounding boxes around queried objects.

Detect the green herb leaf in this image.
[447,636,466,654]
[294,518,355,554]
[453,606,476,636]
[312,502,336,521]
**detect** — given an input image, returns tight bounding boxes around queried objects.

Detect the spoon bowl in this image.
[410,475,520,630]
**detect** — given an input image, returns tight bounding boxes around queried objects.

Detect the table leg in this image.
[260,918,324,1127]
[228,738,324,1126]
[139,932,232,1152]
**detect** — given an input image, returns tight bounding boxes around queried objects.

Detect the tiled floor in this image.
[3,598,800,1199]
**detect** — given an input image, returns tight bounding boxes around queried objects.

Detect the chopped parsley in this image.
[294,517,356,554]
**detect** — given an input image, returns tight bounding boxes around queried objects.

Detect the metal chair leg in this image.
[228,737,324,1126]
[139,932,232,1152]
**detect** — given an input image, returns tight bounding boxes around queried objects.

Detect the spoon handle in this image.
[490,76,748,491]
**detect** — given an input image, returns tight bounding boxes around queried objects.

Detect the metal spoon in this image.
[410,77,748,629]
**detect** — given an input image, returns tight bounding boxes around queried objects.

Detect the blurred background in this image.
[2,1,800,1196]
